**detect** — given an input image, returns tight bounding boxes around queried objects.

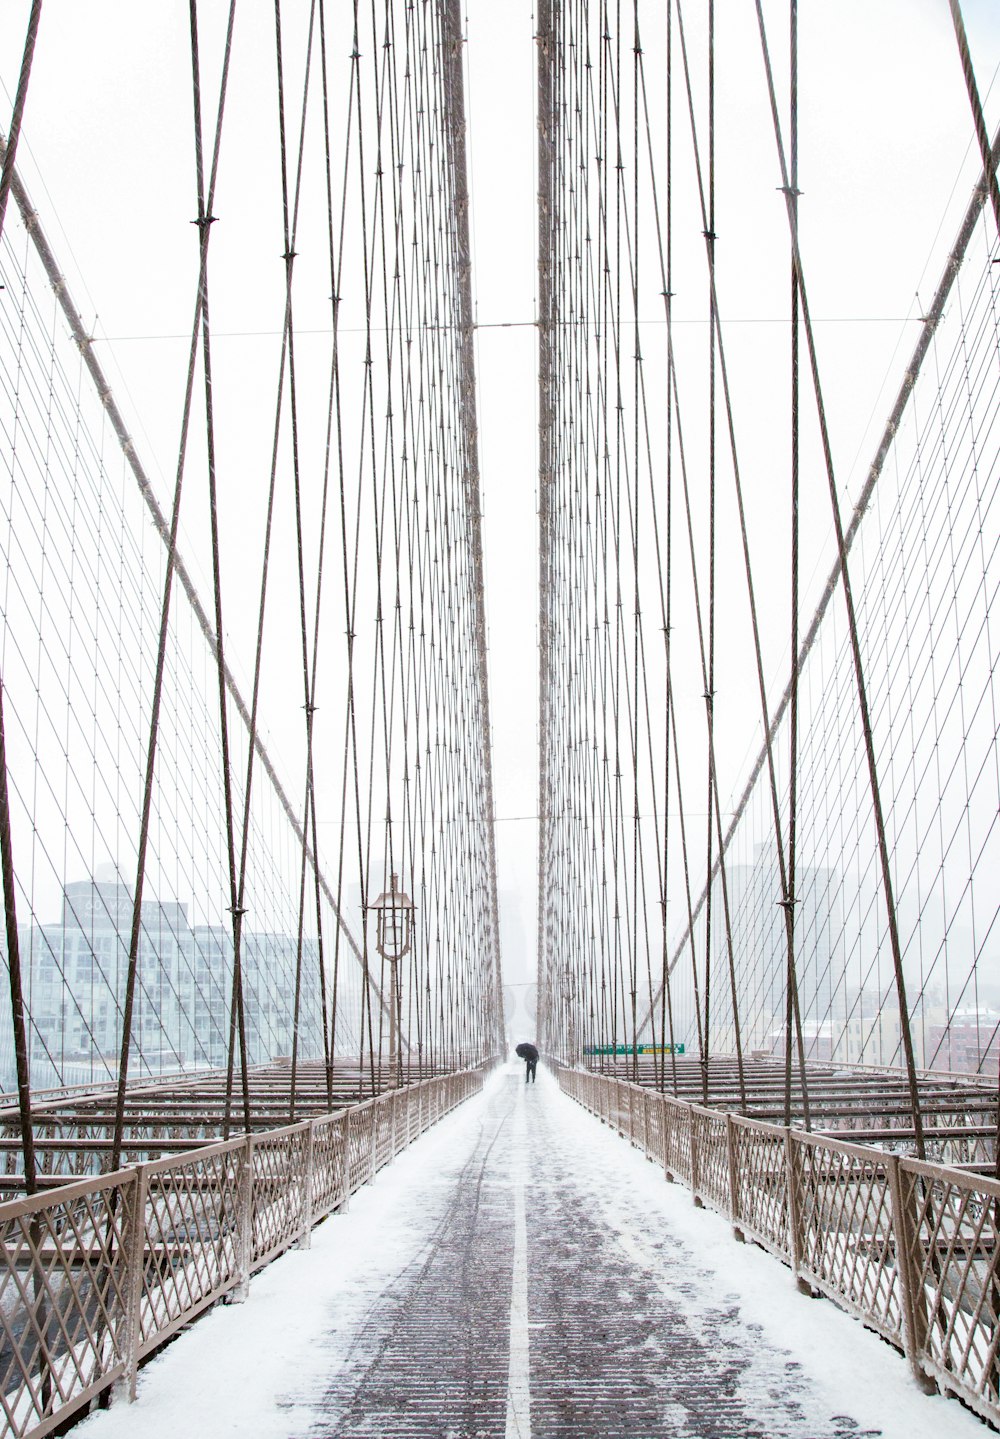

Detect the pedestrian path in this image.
[78,1066,984,1439]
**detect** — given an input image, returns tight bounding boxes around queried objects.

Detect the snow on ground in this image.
[75,1065,986,1438]
[548,1075,982,1438]
[77,1085,494,1439]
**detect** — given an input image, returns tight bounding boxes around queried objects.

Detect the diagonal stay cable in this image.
[0,153,371,1024]
[650,81,1000,1127]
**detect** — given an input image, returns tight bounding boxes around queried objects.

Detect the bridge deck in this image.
[74,1068,981,1439]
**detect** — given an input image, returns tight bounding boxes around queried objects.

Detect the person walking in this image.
[515,1041,539,1083]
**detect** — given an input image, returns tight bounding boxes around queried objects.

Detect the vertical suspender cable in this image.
[946,0,1000,1175]
[188,0,251,1137]
[113,5,238,1170]
[537,0,554,1055]
[660,0,677,1095]
[701,0,716,1105]
[0,682,35,1191]
[782,0,810,1128]
[0,0,43,1194]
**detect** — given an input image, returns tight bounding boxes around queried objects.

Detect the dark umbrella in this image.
[515,1042,539,1062]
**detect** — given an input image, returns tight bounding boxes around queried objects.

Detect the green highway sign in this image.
[583,1043,686,1056]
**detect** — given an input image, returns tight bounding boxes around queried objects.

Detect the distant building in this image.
[721,848,842,1058]
[926,1006,1000,1076]
[0,877,326,1094]
[842,989,903,1067]
[767,1017,837,1063]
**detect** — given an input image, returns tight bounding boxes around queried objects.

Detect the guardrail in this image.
[0,1067,485,1439]
[559,1066,1000,1427]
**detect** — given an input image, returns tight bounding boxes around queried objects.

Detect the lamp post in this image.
[369,872,414,1089]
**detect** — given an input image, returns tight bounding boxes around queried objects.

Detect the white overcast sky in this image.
[1,1,999,1014]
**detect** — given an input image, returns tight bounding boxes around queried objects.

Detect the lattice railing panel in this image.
[346,1104,376,1191]
[567,1071,592,1116]
[643,1092,665,1165]
[311,1116,347,1216]
[610,1080,630,1138]
[730,1118,790,1257]
[793,1137,902,1343]
[399,1090,417,1145]
[927,1134,995,1168]
[691,1107,729,1212]
[621,1083,635,1142]
[662,1095,693,1185]
[137,1142,244,1353]
[250,1129,308,1269]
[374,1101,394,1171]
[905,1161,1000,1420]
[0,1175,132,1438]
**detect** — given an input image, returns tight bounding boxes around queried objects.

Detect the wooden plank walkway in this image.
[76,1067,985,1439]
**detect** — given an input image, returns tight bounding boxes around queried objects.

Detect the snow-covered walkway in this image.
[78,1066,984,1438]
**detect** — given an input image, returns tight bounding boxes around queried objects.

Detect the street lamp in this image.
[369,872,414,1089]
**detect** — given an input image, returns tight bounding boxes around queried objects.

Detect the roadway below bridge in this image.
[77,1066,982,1439]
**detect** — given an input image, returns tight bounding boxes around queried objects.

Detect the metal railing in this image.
[559,1066,1000,1428]
[0,1068,485,1439]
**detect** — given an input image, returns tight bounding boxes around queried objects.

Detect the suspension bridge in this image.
[0,0,996,1434]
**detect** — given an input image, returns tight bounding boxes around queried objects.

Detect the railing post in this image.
[229,1139,252,1304]
[298,1124,315,1250]
[642,1089,650,1155]
[888,1157,936,1393]
[726,1113,745,1241]
[369,1104,378,1183]
[784,1130,811,1294]
[390,1089,399,1158]
[628,1083,636,1146]
[112,1169,146,1404]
